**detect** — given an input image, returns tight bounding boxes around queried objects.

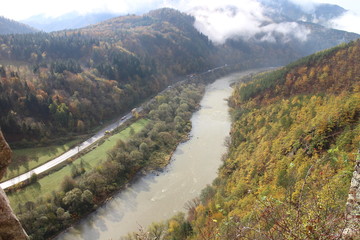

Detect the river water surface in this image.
[56,70,256,240]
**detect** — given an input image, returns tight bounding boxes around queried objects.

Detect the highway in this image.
[0,112,134,189]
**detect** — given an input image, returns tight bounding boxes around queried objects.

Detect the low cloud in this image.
[165,0,311,44]
[260,22,310,43]
[6,0,312,44]
[287,0,316,13]
[330,11,360,34]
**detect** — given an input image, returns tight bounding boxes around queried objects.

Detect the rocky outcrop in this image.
[0,131,11,180]
[0,130,29,240]
[343,149,360,239]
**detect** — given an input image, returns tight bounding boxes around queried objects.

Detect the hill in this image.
[21,12,119,32]
[260,0,347,24]
[177,40,359,239]
[0,8,358,147]
[0,16,38,35]
[0,9,214,146]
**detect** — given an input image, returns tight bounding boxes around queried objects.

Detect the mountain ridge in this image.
[16,0,350,33]
[0,16,38,35]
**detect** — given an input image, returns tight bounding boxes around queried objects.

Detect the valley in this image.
[55,70,259,240]
[0,1,359,239]
[0,107,134,189]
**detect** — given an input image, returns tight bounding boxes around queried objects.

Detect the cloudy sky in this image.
[1,0,359,43]
[1,0,358,20]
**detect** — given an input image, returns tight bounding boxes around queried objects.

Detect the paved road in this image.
[0,112,134,189]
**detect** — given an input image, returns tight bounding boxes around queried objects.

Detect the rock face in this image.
[0,130,29,240]
[0,131,11,180]
[343,150,360,239]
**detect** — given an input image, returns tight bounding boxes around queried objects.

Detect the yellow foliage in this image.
[168,220,180,233]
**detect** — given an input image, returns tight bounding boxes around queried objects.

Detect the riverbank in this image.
[55,70,263,240]
[11,81,205,239]
[8,119,149,210]
[1,64,240,191]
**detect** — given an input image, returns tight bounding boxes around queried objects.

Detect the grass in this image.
[2,139,81,182]
[8,119,149,210]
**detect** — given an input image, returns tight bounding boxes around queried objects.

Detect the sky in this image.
[1,0,360,43]
[1,0,359,20]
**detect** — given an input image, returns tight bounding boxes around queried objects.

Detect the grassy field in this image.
[8,119,149,210]
[2,139,81,182]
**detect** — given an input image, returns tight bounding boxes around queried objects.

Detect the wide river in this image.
[56,70,257,240]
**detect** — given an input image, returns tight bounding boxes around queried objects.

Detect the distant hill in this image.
[0,16,38,34]
[260,0,346,24]
[22,12,119,32]
[20,0,348,33]
[79,8,359,67]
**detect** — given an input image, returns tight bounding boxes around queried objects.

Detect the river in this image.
[56,70,257,240]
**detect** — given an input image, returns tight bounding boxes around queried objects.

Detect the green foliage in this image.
[237,68,288,102]
[50,59,82,74]
[60,176,76,192]
[123,213,193,240]
[29,173,38,184]
[8,120,148,209]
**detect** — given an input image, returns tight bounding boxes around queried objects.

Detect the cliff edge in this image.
[0,130,29,240]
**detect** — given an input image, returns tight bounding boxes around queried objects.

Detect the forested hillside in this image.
[0,16,37,35]
[189,40,360,239]
[0,8,358,147]
[0,9,213,146]
[130,40,360,239]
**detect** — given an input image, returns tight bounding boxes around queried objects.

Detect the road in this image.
[0,112,135,190]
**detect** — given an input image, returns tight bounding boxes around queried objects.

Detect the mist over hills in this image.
[259,0,347,23]
[15,0,351,34]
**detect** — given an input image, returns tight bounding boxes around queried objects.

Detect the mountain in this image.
[0,9,214,145]
[78,7,359,68]
[213,21,359,68]
[0,7,358,146]
[22,12,119,32]
[0,16,38,35]
[260,0,346,24]
[20,0,348,33]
